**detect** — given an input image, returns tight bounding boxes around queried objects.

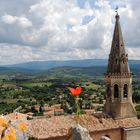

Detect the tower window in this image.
[107,86,110,97]
[115,59,118,64]
[123,58,125,64]
[124,84,128,98]
[114,84,119,98]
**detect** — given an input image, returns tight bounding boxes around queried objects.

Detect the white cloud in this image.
[1,14,32,28]
[0,43,40,65]
[18,17,32,28]
[127,48,140,59]
[0,0,140,64]
[1,15,17,24]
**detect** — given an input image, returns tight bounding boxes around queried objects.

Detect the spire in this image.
[104,11,137,120]
[107,12,131,74]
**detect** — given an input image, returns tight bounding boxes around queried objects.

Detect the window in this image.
[115,59,118,64]
[114,84,119,98]
[107,86,110,97]
[124,84,128,98]
[123,58,125,64]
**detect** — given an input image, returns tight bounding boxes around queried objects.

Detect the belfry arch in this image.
[114,84,119,98]
[123,84,128,98]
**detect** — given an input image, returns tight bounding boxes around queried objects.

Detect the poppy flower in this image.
[68,87,82,96]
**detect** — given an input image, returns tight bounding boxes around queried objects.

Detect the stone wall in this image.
[123,127,140,140]
[39,128,122,140]
[38,127,140,140]
[90,128,122,140]
[39,135,67,140]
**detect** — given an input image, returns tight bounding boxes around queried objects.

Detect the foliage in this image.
[0,75,140,115]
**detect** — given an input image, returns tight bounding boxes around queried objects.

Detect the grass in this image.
[0,98,31,103]
[0,75,9,80]
[83,82,101,90]
[21,82,52,88]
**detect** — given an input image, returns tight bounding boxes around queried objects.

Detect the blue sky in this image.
[0,0,140,64]
[77,0,86,8]
[77,0,97,8]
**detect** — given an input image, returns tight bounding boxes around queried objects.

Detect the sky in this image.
[0,0,140,65]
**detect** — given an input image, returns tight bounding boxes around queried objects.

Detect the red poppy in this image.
[68,87,82,96]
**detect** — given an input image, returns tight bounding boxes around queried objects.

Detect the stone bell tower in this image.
[104,12,137,119]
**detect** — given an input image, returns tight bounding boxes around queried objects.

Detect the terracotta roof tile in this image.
[6,112,28,120]
[29,114,140,139]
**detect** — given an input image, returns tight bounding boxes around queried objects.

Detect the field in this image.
[0,69,140,117]
[21,82,52,88]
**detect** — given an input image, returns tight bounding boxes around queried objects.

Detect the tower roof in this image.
[107,13,130,74]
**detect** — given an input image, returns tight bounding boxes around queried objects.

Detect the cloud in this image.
[2,15,32,28]
[0,0,140,64]
[1,15,17,24]
[0,43,40,65]
[17,17,32,28]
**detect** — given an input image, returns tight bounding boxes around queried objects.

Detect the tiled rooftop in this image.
[29,114,140,139]
[5,112,28,120]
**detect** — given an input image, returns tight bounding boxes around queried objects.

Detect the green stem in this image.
[75,97,80,124]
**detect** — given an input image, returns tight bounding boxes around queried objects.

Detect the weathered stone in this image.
[67,124,93,140]
[104,12,137,119]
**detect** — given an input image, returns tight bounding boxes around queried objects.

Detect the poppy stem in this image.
[75,97,80,124]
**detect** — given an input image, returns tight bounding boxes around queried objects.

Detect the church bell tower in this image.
[104,12,137,119]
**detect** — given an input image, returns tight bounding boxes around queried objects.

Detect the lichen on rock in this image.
[67,124,93,140]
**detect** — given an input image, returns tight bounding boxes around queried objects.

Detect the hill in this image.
[37,65,140,78]
[38,66,106,78]
[0,59,140,78]
[4,59,107,70]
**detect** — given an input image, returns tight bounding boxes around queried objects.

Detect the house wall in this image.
[90,128,122,140]
[39,136,67,140]
[39,128,122,140]
[38,127,140,140]
[123,127,140,140]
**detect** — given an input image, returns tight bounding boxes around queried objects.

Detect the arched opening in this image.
[114,84,119,98]
[107,85,110,98]
[115,59,118,64]
[123,58,125,64]
[100,135,111,140]
[124,84,128,98]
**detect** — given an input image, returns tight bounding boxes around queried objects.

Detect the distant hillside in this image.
[38,66,106,78]
[3,59,140,71]
[37,65,140,78]
[5,59,107,70]
[0,59,139,78]
[0,67,38,74]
